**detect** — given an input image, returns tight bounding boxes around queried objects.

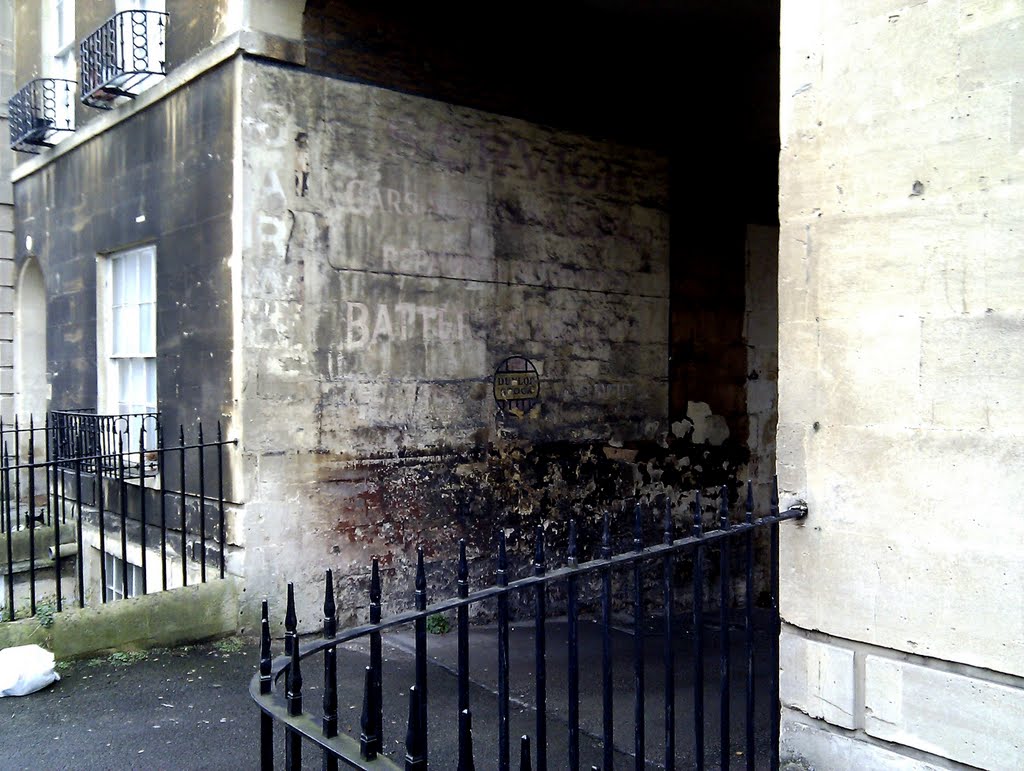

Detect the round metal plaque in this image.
[493,356,541,415]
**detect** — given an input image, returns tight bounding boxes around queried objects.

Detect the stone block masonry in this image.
[780,627,1024,771]
[864,656,1024,769]
[777,0,1024,766]
[0,0,14,422]
[238,60,682,623]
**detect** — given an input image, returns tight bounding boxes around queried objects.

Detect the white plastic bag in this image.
[0,644,61,697]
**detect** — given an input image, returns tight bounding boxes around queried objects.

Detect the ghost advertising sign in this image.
[493,356,541,416]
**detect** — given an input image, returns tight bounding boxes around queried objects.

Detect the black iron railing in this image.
[51,409,160,477]
[0,416,234,621]
[8,78,76,153]
[252,481,807,770]
[80,10,168,109]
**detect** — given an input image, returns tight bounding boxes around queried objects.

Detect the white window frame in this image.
[97,245,157,457]
[115,0,165,11]
[104,551,143,600]
[54,0,75,51]
[43,0,76,135]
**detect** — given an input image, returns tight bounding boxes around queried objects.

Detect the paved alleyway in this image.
[3,619,777,770]
[3,639,260,770]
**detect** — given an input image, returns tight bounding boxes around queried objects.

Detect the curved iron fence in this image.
[251,480,806,770]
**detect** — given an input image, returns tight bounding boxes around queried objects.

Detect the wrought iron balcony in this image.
[8,78,76,153]
[50,409,161,478]
[80,10,168,109]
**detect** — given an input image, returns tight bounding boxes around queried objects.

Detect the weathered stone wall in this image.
[12,61,237,450]
[0,0,14,421]
[743,224,779,503]
[12,0,41,86]
[778,1,1024,768]
[239,59,684,625]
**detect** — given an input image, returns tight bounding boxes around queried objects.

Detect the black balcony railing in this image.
[50,409,160,477]
[80,10,168,109]
[8,78,76,153]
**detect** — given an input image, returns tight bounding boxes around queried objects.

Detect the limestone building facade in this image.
[7,0,779,626]
[8,0,1019,767]
[777,1,1024,768]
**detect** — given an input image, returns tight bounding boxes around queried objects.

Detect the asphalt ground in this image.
[2,619,778,770]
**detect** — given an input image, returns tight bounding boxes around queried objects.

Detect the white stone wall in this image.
[778,1,1024,767]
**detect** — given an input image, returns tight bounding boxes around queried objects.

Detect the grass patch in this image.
[213,636,245,655]
[108,650,148,667]
[426,613,451,635]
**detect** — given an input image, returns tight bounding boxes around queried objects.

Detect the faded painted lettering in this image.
[343,179,420,216]
[340,301,470,350]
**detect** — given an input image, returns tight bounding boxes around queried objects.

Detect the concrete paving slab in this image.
[2,616,778,769]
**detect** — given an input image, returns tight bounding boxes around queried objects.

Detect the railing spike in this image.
[370,556,382,610]
[497,530,508,584]
[534,526,545,573]
[415,546,426,599]
[601,510,612,559]
[663,495,674,544]
[405,685,426,770]
[285,633,303,768]
[458,538,468,585]
[457,538,471,722]
[632,501,647,768]
[413,546,428,764]
[692,488,706,769]
[744,478,757,770]
[770,474,782,770]
[285,581,297,656]
[519,735,532,771]
[259,597,275,769]
[324,569,336,638]
[323,647,339,740]
[286,629,302,717]
[719,485,732,771]
[496,528,510,768]
[360,665,378,759]
[178,424,187,588]
[369,556,384,756]
[533,524,548,768]
[259,599,272,695]
[567,518,581,767]
[457,708,476,771]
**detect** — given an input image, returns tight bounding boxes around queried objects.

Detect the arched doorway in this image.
[15,258,48,422]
